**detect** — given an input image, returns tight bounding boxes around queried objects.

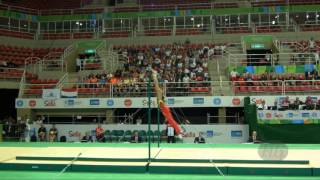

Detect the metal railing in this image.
[18,69,26,97]
[232,80,320,95]
[19,79,320,98]
[39,59,66,72]
[79,58,103,71]
[62,44,75,61]
[228,53,317,67]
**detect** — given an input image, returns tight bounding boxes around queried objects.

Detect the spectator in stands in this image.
[314,51,320,64]
[130,131,142,143]
[257,100,268,110]
[76,57,81,72]
[272,100,278,110]
[292,97,302,110]
[280,96,290,110]
[89,75,98,88]
[95,124,105,142]
[194,132,205,144]
[311,69,319,80]
[166,124,175,143]
[309,38,315,51]
[81,132,93,143]
[252,131,258,143]
[36,116,43,124]
[316,99,320,110]
[38,124,47,142]
[24,119,31,142]
[230,68,238,81]
[265,52,271,63]
[304,96,315,110]
[49,124,58,142]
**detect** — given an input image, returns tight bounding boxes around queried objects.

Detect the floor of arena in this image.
[0,143,320,179]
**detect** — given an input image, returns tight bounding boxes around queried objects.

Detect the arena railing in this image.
[228,52,317,67]
[20,79,320,98]
[39,59,67,72]
[18,69,26,97]
[232,80,320,95]
[79,58,103,71]
[279,41,305,53]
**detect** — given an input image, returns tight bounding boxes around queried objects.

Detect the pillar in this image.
[218,107,226,124]
[17,108,34,123]
[105,109,114,124]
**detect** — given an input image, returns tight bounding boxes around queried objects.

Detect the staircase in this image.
[208,55,233,96]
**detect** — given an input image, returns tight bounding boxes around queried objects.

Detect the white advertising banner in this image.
[16,95,319,109]
[15,96,244,109]
[29,124,249,144]
[61,90,78,98]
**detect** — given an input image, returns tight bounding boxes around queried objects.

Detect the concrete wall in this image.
[1,31,320,48]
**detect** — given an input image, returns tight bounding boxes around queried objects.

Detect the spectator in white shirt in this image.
[230,69,238,80]
[257,100,268,110]
[208,48,214,57]
[166,124,175,143]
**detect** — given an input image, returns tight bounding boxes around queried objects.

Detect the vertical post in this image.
[0,124,2,142]
[147,77,151,162]
[157,105,160,147]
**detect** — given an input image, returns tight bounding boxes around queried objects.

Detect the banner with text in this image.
[257,110,320,124]
[30,124,249,144]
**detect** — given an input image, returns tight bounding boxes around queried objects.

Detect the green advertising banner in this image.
[257,110,320,125]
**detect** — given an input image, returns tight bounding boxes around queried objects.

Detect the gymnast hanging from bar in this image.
[151,69,184,137]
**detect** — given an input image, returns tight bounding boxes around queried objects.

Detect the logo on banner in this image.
[29,100,36,107]
[44,99,56,107]
[231,130,243,138]
[124,99,132,107]
[258,112,264,118]
[142,99,156,107]
[64,99,81,107]
[266,112,272,118]
[107,99,114,106]
[65,99,75,106]
[193,98,204,105]
[302,112,310,118]
[206,130,222,137]
[312,112,318,118]
[273,112,283,118]
[90,99,100,105]
[213,98,221,105]
[167,98,175,105]
[16,100,24,107]
[42,89,60,99]
[232,97,241,105]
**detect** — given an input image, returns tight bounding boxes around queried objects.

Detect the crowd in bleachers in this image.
[74,42,227,96]
[115,42,213,83]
